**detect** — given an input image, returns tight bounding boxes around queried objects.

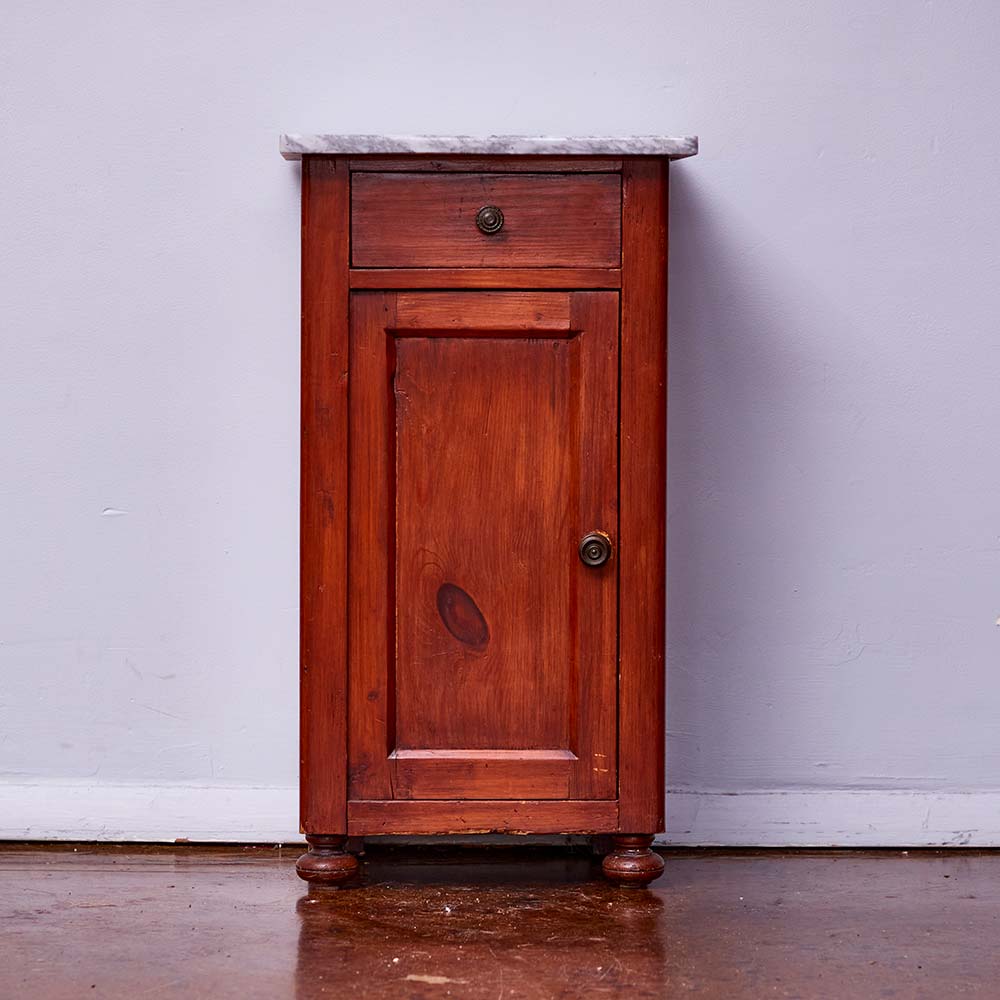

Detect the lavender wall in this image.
[2,0,999,844]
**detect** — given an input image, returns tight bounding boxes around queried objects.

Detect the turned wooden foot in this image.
[296,835,360,887]
[602,835,664,888]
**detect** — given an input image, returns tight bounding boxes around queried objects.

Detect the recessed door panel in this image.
[348,291,618,800]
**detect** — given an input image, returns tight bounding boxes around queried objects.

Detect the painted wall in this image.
[2,1,999,845]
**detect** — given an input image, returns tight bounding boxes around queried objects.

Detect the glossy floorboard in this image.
[2,844,998,998]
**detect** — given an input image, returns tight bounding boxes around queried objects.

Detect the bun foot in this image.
[602,835,664,888]
[296,835,360,887]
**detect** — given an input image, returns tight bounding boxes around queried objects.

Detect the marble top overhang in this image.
[279,134,698,161]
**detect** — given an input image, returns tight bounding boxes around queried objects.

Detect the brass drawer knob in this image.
[475,205,504,234]
[579,532,612,568]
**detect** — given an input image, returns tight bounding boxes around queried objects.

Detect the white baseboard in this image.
[2,782,1000,847]
[0,782,302,843]
[659,788,1000,847]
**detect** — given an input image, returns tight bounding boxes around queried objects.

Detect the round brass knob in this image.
[579,532,612,568]
[475,205,504,234]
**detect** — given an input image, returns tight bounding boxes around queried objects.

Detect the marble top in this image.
[279,134,698,160]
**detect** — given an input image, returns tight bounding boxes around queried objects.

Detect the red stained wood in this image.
[435,583,490,650]
[351,173,621,269]
[393,290,571,331]
[299,156,350,835]
[349,267,622,289]
[394,335,572,750]
[346,292,396,801]
[347,799,619,835]
[300,153,673,846]
[567,292,619,800]
[348,290,618,802]
[389,750,574,800]
[617,158,669,833]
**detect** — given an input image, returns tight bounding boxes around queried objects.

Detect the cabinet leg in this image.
[601,835,664,888]
[295,835,360,887]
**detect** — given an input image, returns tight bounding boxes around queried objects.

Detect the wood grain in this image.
[393,291,571,331]
[351,173,621,269]
[346,292,397,801]
[348,290,618,802]
[392,337,575,749]
[347,799,619,835]
[350,268,621,290]
[299,156,350,835]
[567,292,619,799]
[300,154,672,842]
[617,158,669,834]
[389,750,574,800]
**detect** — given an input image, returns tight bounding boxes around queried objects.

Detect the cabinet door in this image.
[348,291,618,801]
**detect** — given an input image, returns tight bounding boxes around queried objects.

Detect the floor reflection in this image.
[294,848,666,999]
[5,844,999,997]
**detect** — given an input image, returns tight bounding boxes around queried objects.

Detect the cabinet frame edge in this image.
[300,156,351,834]
[617,158,669,833]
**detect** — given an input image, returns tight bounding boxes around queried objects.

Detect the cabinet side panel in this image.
[300,157,350,833]
[618,159,668,832]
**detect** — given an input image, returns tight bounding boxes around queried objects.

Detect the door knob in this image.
[579,532,612,568]
[475,205,504,234]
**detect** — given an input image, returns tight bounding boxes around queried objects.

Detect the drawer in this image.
[351,172,621,268]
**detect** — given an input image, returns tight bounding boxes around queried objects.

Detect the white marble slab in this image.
[279,134,698,160]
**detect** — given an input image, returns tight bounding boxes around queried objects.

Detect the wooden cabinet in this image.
[283,136,698,888]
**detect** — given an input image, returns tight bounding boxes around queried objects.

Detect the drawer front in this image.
[351,172,621,268]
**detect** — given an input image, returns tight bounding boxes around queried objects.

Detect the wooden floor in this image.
[1,844,998,998]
